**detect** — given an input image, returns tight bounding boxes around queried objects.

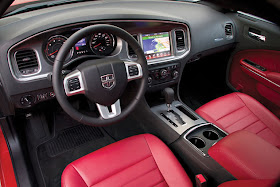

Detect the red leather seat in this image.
[61,134,192,187]
[196,92,280,148]
[218,179,276,187]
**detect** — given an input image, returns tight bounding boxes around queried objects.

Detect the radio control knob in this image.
[172,70,179,79]
[160,69,168,78]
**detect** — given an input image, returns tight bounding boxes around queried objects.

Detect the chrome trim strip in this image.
[237,11,276,25]
[241,66,280,88]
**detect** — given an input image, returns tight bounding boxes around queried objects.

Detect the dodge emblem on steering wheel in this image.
[100,74,115,89]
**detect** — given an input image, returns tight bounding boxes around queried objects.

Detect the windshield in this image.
[2,0,280,25]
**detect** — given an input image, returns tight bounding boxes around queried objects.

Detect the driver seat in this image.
[61,134,192,187]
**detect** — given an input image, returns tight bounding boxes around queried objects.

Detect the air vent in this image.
[15,49,39,75]
[225,24,233,39]
[175,30,186,51]
[128,35,138,58]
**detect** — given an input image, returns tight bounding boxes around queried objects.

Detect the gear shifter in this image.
[163,87,174,112]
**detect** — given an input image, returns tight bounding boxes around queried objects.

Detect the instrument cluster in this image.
[44,32,116,65]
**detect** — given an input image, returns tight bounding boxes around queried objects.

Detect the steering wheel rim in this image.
[52,24,148,126]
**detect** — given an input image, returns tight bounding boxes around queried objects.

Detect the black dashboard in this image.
[0,0,235,114]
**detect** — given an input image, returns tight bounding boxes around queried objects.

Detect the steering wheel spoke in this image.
[63,70,85,96]
[96,100,121,119]
[124,61,143,82]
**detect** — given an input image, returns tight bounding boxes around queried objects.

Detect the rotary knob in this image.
[20,95,34,107]
[160,69,168,79]
[172,70,179,79]
[148,77,153,84]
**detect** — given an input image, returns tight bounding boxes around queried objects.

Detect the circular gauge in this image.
[45,35,73,63]
[90,33,115,55]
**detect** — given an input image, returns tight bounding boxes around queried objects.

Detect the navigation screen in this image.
[142,32,171,60]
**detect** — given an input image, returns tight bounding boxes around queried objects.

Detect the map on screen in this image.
[142,32,171,59]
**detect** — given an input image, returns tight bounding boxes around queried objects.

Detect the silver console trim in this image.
[183,123,228,157]
[151,101,206,135]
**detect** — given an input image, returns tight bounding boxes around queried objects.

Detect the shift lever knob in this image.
[163,87,174,111]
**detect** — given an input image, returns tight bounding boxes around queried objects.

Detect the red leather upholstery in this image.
[229,49,280,117]
[0,128,17,187]
[209,130,280,180]
[61,134,192,187]
[218,179,276,187]
[196,92,280,148]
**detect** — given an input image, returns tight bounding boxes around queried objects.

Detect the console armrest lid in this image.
[209,130,280,180]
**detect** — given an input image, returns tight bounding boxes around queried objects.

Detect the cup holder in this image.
[189,137,205,148]
[203,130,219,140]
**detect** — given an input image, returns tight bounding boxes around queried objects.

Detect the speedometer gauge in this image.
[45,35,73,63]
[90,33,115,55]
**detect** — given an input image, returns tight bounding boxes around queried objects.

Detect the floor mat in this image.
[37,125,115,187]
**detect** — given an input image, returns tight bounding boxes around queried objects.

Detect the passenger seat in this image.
[196,92,280,148]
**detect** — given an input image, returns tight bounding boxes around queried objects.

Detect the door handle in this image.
[248,32,266,42]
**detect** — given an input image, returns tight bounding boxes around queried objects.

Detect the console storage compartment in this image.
[208,130,280,180]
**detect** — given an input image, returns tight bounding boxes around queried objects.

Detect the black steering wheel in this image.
[52,24,148,126]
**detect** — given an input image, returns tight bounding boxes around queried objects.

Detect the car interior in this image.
[0,0,280,187]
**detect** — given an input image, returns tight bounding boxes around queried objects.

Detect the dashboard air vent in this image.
[128,35,138,58]
[175,30,185,51]
[225,24,233,39]
[15,49,39,75]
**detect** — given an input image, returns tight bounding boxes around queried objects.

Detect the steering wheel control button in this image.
[124,62,143,81]
[63,70,85,96]
[128,65,139,76]
[68,78,81,91]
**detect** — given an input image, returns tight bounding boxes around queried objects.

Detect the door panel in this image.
[229,50,280,118]
[227,12,280,118]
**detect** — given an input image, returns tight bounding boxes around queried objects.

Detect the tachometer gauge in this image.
[90,33,115,55]
[45,35,73,63]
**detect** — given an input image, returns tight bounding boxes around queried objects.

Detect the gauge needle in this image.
[48,50,58,56]
[94,43,101,48]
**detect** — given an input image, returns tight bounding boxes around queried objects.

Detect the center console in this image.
[150,87,235,185]
[151,88,227,157]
